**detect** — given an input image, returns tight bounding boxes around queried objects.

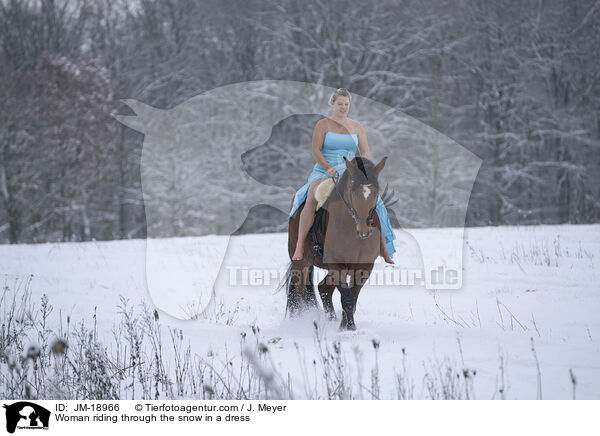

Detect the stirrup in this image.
[311,225,324,261]
[313,241,324,260]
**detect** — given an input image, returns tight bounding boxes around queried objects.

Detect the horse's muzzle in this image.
[357,229,373,239]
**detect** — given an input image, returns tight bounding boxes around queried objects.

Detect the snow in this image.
[1,224,599,399]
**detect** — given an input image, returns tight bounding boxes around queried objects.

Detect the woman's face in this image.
[332,96,350,117]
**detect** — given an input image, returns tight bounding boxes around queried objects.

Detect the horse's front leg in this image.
[326,268,353,330]
[335,269,356,330]
[339,265,373,331]
[338,283,356,331]
[318,272,337,320]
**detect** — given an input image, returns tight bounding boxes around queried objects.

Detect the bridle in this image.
[331,172,376,227]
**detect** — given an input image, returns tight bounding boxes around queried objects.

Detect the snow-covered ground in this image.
[1,224,599,399]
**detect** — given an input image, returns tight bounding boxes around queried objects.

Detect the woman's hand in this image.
[326,166,338,177]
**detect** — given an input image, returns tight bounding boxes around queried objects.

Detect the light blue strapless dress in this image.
[288,130,396,258]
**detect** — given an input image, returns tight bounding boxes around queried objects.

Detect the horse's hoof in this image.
[339,322,356,331]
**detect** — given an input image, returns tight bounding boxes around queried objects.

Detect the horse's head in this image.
[341,156,387,239]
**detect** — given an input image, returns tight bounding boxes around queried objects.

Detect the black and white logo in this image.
[2,402,50,433]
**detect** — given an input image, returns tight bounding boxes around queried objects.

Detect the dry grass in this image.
[0,276,508,400]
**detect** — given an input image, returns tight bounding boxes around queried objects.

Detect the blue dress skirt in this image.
[288,130,396,258]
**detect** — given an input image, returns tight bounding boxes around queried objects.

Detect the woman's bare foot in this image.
[380,240,395,264]
[382,252,395,264]
[292,244,304,260]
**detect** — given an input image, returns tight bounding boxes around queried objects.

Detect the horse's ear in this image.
[344,156,358,175]
[375,156,387,176]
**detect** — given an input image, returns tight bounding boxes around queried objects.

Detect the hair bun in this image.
[329,88,352,106]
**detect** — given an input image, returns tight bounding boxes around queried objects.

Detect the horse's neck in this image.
[325,191,354,224]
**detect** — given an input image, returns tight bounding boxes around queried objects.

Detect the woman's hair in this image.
[328,88,351,106]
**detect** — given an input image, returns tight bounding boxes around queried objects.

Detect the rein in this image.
[330,172,375,226]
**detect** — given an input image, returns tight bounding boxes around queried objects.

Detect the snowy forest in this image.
[0,0,598,244]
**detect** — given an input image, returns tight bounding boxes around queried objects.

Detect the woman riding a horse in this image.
[286,88,397,329]
[289,88,396,264]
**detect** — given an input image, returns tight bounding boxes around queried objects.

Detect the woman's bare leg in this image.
[292,180,323,260]
[380,235,394,264]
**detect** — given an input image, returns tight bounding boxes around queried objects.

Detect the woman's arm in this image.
[356,122,370,159]
[312,119,334,171]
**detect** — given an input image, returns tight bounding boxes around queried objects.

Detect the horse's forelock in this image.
[351,157,379,190]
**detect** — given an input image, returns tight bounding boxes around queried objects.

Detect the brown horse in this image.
[285,156,387,330]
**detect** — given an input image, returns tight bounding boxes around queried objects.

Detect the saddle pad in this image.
[315,178,335,210]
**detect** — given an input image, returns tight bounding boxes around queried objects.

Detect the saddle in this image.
[315,178,335,210]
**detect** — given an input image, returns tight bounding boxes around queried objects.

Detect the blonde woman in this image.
[289,88,396,263]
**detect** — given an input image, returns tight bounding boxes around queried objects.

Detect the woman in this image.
[289,88,396,263]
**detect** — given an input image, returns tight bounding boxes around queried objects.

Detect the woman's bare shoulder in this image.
[348,118,365,133]
[314,118,328,131]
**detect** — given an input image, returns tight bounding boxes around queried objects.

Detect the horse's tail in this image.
[279,261,294,318]
[278,261,292,293]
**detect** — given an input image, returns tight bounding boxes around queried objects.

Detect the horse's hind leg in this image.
[287,260,314,316]
[318,272,336,320]
[305,265,318,309]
